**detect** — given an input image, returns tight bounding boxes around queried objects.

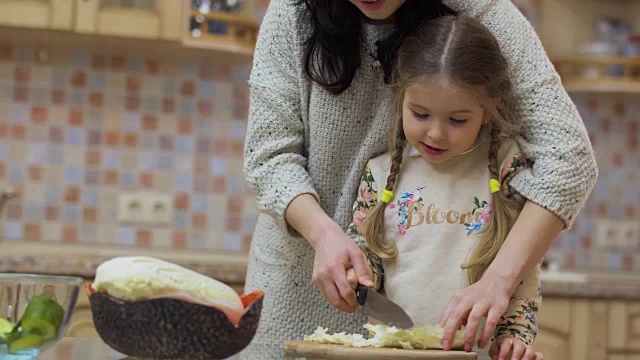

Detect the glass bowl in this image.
[0,274,83,359]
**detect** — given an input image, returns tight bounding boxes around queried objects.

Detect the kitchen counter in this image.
[0,241,247,285]
[34,337,474,360]
[540,269,640,299]
[35,337,241,360]
[37,337,125,360]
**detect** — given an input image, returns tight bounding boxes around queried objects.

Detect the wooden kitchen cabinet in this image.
[536,299,571,360]
[608,301,640,358]
[74,0,182,41]
[537,298,640,360]
[0,0,73,30]
[0,0,258,60]
[536,0,640,93]
[538,0,640,58]
[536,332,570,360]
[181,0,259,57]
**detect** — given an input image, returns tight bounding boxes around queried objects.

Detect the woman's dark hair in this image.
[297,0,456,94]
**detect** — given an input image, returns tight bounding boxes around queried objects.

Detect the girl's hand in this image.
[489,337,543,360]
[310,220,374,313]
[439,277,511,351]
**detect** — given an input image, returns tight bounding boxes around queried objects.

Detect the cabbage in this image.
[364,324,414,348]
[93,256,244,324]
[406,324,466,350]
[304,323,468,350]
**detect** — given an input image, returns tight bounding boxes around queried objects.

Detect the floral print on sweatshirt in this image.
[388,190,424,235]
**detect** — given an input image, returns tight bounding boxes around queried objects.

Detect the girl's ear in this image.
[481,100,499,126]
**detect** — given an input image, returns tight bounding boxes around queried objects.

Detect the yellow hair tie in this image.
[381,189,394,204]
[490,179,501,194]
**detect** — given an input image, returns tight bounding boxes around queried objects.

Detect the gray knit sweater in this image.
[241,0,597,358]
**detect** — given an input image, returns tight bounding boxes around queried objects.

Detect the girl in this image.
[242,0,596,358]
[348,15,543,360]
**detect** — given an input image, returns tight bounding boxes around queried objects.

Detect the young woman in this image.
[241,0,596,358]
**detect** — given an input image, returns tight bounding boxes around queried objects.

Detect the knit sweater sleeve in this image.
[442,0,598,228]
[243,0,316,231]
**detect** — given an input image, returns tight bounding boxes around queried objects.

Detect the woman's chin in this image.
[351,0,406,22]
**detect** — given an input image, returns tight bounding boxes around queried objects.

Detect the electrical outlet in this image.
[143,193,173,225]
[117,193,145,223]
[118,192,173,226]
[619,220,640,250]
[594,219,621,250]
[595,219,640,250]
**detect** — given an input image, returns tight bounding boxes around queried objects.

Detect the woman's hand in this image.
[310,219,374,313]
[285,194,374,312]
[439,277,511,351]
[346,267,359,290]
[489,337,543,360]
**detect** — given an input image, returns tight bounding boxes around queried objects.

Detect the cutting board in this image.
[283,341,477,359]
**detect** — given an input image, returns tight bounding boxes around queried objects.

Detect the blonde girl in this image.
[348,15,543,360]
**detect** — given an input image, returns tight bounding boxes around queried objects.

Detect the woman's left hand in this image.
[438,277,512,352]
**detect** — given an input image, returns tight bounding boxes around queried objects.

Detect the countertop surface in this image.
[20,337,477,360]
[539,269,640,299]
[37,337,125,360]
[0,241,247,285]
[35,337,241,360]
[2,241,640,300]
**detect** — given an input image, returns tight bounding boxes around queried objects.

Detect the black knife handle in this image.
[356,284,368,306]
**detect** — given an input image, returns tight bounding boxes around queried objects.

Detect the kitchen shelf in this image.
[561,79,640,94]
[553,56,640,93]
[183,3,260,58]
[0,25,254,65]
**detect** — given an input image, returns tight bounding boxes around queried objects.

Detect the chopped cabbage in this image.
[304,323,468,350]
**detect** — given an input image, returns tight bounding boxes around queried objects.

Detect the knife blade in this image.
[356,284,414,329]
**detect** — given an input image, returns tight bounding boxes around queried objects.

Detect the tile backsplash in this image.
[0,27,638,271]
[548,94,640,271]
[0,43,258,252]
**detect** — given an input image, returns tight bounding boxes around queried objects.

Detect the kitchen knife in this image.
[356,284,414,329]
